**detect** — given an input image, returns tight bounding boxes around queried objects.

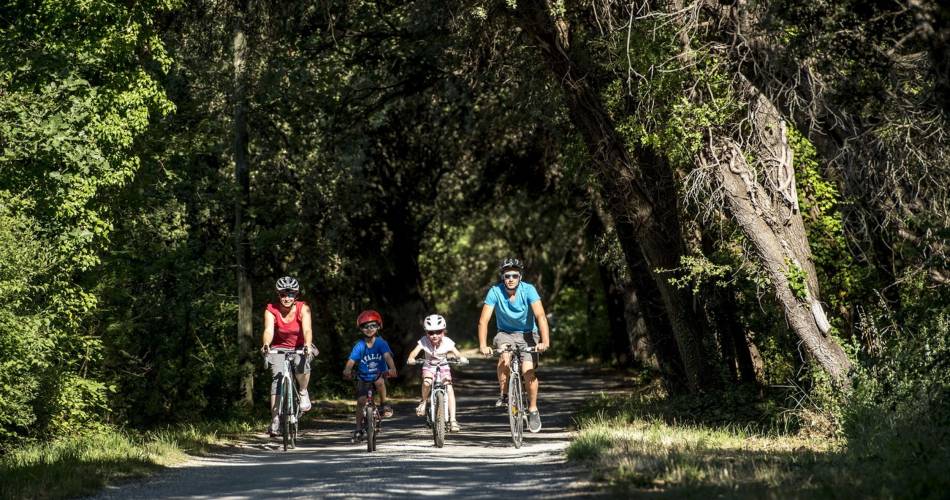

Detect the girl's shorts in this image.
[422,363,452,383]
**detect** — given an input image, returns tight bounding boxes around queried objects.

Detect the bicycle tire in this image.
[365,404,376,452]
[289,386,298,449]
[509,371,524,448]
[433,390,446,448]
[279,380,290,451]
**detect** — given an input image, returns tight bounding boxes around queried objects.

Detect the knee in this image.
[523,369,537,382]
[422,379,433,388]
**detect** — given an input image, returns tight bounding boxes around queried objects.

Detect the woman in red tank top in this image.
[261,276,317,436]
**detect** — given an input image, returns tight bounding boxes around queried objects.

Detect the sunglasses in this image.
[503,272,521,280]
[427,330,445,336]
[279,291,298,299]
[360,323,380,331]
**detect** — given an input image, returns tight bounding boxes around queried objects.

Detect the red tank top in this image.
[267,301,307,349]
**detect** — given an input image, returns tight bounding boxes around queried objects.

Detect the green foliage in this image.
[784,260,809,301]
[0,0,177,442]
[836,307,950,496]
[667,255,732,295]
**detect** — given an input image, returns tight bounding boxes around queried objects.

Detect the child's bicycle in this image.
[494,344,537,449]
[267,348,306,451]
[409,357,467,448]
[352,373,390,452]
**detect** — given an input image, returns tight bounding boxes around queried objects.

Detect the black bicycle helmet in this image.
[498,258,524,273]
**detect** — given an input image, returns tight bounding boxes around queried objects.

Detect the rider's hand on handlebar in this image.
[479,345,492,356]
[460,356,469,365]
[343,368,353,380]
[260,344,270,355]
[407,358,416,366]
[536,342,549,353]
[386,368,398,378]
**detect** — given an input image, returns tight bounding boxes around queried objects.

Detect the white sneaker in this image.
[415,401,426,417]
[269,415,280,436]
[299,391,312,412]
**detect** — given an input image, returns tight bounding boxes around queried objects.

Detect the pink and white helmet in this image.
[423,314,446,331]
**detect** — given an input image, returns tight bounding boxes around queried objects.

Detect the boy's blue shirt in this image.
[349,337,392,382]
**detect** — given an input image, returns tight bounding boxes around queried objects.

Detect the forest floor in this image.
[85,353,627,499]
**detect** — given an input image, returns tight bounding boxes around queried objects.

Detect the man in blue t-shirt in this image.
[478,258,551,433]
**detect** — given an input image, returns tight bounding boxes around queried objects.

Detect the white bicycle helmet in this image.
[275,276,300,292]
[423,314,446,331]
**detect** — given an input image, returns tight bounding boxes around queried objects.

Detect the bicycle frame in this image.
[495,344,536,448]
[413,357,463,448]
[272,348,303,451]
[358,375,384,452]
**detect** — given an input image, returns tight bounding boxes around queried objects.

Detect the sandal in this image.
[449,420,460,432]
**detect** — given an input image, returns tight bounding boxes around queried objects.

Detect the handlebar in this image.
[492,345,538,356]
[408,357,468,366]
[269,348,306,355]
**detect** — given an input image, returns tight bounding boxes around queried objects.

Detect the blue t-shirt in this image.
[348,338,392,382]
[483,282,541,333]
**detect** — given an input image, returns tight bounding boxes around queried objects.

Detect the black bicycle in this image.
[270,348,305,451]
[409,357,467,448]
[494,344,537,448]
[352,373,389,452]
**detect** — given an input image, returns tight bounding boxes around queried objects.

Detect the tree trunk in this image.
[585,205,635,366]
[512,0,715,392]
[704,139,853,385]
[232,21,254,406]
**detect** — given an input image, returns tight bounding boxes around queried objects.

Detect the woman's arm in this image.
[261,310,276,352]
[300,304,315,355]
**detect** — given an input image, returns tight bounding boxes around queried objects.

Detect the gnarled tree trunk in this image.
[512,0,716,392]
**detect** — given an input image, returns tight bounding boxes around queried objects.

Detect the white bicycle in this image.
[409,357,467,448]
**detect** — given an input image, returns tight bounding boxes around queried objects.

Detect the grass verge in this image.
[568,391,864,498]
[0,421,257,499]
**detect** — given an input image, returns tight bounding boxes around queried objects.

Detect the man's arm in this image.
[477,304,495,355]
[531,300,550,352]
[261,310,276,352]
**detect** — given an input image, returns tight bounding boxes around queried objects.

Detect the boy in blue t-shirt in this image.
[343,309,398,442]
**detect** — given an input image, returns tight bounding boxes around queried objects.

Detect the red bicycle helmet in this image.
[356,309,383,328]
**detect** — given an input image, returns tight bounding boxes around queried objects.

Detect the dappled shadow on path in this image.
[91,357,624,499]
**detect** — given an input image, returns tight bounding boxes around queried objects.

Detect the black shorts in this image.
[356,378,382,399]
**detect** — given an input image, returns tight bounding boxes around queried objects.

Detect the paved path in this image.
[91,355,622,499]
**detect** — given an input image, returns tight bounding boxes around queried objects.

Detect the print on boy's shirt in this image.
[348,338,393,381]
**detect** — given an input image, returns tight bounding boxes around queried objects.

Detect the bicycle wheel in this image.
[278,381,290,451]
[365,404,376,452]
[289,386,298,449]
[433,390,446,448]
[508,371,524,448]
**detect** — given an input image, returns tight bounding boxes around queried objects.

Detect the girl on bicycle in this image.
[406,314,468,432]
[343,309,398,442]
[261,276,316,437]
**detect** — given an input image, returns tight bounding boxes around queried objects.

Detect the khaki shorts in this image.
[493,331,540,366]
[266,350,312,395]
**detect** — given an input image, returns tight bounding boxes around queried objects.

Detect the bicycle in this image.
[409,357,467,448]
[494,344,537,448]
[352,373,389,452]
[268,348,306,451]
